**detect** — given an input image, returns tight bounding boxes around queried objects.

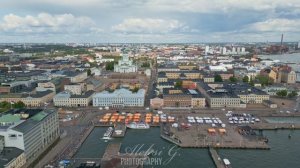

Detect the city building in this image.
[260,69,277,82]
[93,88,145,107]
[53,90,95,107]
[150,97,164,109]
[64,83,86,95]
[278,70,296,84]
[222,47,227,55]
[198,82,240,108]
[36,82,56,93]
[65,71,88,83]
[114,53,137,73]
[229,83,270,103]
[0,109,59,165]
[162,88,205,108]
[0,90,55,107]
[203,76,215,83]
[197,82,269,107]
[0,147,26,168]
[90,67,101,76]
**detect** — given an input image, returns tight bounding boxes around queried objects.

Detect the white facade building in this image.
[114,53,137,73]
[205,46,209,55]
[53,91,94,107]
[93,88,145,107]
[232,47,236,54]
[241,47,246,53]
[0,109,59,164]
[222,47,227,55]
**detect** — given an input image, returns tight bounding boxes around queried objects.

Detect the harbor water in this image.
[75,127,300,168]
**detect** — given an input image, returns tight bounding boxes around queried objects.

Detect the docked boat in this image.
[126,122,150,129]
[223,158,231,168]
[103,127,113,139]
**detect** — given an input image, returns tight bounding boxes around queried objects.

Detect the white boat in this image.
[103,127,113,139]
[223,158,231,168]
[126,122,150,129]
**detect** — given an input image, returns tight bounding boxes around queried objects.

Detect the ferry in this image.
[126,122,150,129]
[103,127,113,140]
[223,158,231,168]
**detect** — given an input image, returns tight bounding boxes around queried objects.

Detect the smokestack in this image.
[281,34,284,54]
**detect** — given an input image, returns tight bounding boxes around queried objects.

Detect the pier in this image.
[252,123,300,130]
[112,123,127,138]
[101,143,121,162]
[160,123,270,149]
[209,147,226,168]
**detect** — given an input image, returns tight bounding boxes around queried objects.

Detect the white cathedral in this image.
[114,53,138,73]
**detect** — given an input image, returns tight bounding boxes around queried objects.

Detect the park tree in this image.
[0,101,10,109]
[87,69,92,76]
[276,90,288,97]
[229,76,238,83]
[131,87,139,93]
[13,101,25,109]
[141,62,150,68]
[105,62,115,71]
[288,91,298,98]
[174,81,183,88]
[242,76,249,83]
[214,75,223,82]
[256,75,270,86]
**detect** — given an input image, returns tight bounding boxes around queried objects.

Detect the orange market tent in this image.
[219,129,226,134]
[208,128,216,133]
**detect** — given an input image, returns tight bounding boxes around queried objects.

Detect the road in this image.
[144,62,157,107]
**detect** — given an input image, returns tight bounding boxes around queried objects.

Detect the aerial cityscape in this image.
[1,1,300,168]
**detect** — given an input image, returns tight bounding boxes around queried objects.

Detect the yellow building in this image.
[191,97,206,108]
[178,65,197,70]
[165,72,180,79]
[157,77,168,83]
[238,94,270,104]
[184,72,201,79]
[0,147,26,168]
[0,90,55,107]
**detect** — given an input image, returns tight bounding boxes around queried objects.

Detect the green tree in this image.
[276,90,288,97]
[214,75,223,82]
[288,91,298,98]
[131,87,139,93]
[242,76,249,83]
[256,75,270,86]
[0,101,10,109]
[229,76,238,83]
[87,69,92,76]
[105,62,115,71]
[174,81,183,88]
[249,77,254,86]
[141,62,150,68]
[13,101,25,109]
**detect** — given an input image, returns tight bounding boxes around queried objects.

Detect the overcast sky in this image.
[0,0,300,43]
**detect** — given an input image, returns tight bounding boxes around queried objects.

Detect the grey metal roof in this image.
[0,147,24,167]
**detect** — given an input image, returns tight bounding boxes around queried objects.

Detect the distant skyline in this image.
[0,0,300,43]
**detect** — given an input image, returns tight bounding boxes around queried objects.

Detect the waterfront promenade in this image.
[209,148,226,168]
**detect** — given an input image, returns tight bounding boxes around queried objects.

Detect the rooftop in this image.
[11,109,56,133]
[93,88,145,98]
[0,147,24,167]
